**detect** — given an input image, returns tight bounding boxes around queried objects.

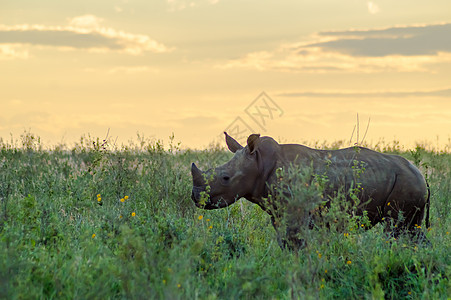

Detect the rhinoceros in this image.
[191,132,430,249]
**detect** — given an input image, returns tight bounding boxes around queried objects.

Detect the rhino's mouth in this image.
[191,186,229,210]
[192,185,206,195]
[192,185,207,198]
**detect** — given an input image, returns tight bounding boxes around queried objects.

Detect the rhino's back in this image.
[329,147,425,185]
[281,145,427,205]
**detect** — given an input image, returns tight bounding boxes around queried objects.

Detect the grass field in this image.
[0,132,449,299]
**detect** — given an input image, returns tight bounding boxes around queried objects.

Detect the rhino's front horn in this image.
[191,163,204,185]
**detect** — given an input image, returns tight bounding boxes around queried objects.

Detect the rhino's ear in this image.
[247,134,261,154]
[224,132,243,153]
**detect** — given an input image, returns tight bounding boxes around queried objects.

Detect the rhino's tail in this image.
[425,181,431,229]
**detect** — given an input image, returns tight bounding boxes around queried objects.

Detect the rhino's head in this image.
[191,132,277,210]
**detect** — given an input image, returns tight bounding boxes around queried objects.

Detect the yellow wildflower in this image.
[97,197,101,202]
[177,284,181,288]
[120,198,125,202]
[208,225,213,230]
[346,260,352,265]
[198,215,203,220]
[97,194,101,198]
[92,234,96,238]
[206,219,210,222]
[131,212,136,217]
[124,195,129,200]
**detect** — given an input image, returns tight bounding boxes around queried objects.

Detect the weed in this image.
[0,132,449,299]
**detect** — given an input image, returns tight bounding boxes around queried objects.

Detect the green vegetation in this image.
[0,132,449,299]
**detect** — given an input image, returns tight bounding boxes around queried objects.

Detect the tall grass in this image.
[0,132,449,299]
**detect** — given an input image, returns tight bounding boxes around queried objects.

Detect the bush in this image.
[0,133,449,299]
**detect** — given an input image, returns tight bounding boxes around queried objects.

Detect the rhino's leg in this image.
[285,225,307,250]
[270,216,286,249]
[270,215,307,251]
[383,201,423,234]
[381,175,427,238]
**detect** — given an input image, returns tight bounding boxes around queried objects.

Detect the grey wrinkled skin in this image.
[191,132,430,249]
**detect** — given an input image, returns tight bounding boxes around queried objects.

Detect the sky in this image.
[1,0,450,150]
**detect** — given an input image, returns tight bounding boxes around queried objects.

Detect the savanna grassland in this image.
[0,132,449,299]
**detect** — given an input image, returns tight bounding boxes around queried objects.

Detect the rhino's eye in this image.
[221,175,230,184]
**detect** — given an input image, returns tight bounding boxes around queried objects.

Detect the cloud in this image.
[309,23,451,57]
[277,88,451,98]
[68,15,104,28]
[367,2,380,15]
[107,66,159,74]
[0,44,29,60]
[0,16,171,57]
[83,65,160,74]
[218,46,451,73]
[217,22,451,73]
[166,0,220,11]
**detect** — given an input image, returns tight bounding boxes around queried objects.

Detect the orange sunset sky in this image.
[1,0,450,149]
